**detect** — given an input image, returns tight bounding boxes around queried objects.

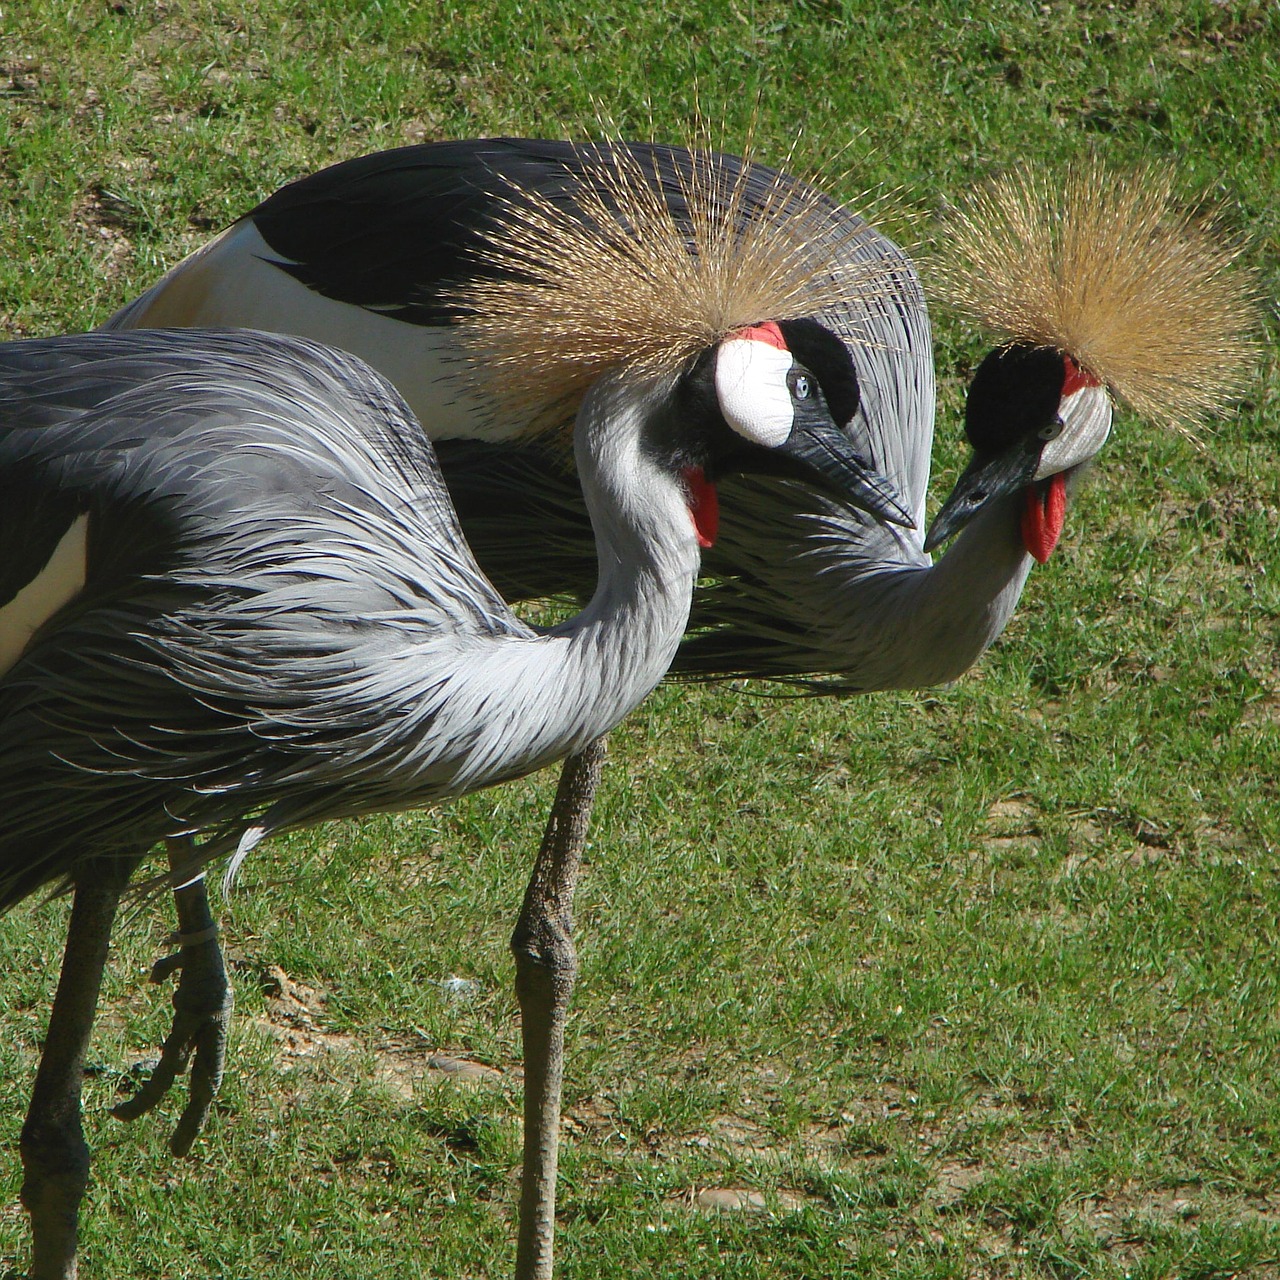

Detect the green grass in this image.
[1,2,1278,1276]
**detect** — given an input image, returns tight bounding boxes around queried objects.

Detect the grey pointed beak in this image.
[923,441,1040,552]
[776,420,915,529]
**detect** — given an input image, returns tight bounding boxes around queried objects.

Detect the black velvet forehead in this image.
[965,342,1067,454]
[776,318,860,428]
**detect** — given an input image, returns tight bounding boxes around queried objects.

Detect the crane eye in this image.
[789,372,812,401]
[1038,416,1065,442]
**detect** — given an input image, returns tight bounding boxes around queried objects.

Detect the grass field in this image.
[1,2,1278,1276]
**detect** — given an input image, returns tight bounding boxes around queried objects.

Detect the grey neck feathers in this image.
[861,492,1034,689]
[439,372,700,789]
[689,478,1033,689]
[858,397,1109,690]
[813,466,1105,690]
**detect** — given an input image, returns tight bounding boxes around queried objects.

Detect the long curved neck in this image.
[843,392,1111,691]
[546,372,702,724]
[820,458,1100,690]
[678,474,1036,688]
[435,374,699,789]
[861,491,1034,689]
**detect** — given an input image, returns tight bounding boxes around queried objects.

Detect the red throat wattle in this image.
[683,466,719,548]
[1021,473,1067,564]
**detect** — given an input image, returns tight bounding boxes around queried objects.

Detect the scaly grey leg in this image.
[21,854,136,1280]
[510,738,607,1280]
[111,836,232,1155]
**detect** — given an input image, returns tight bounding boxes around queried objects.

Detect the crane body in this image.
[0,335,684,897]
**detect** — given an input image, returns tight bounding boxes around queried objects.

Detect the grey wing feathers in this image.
[0,329,525,908]
[0,329,506,614]
[824,248,935,524]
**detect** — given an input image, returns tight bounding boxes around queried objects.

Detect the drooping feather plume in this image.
[445,141,906,431]
[929,156,1263,432]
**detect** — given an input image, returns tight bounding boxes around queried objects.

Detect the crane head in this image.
[657,317,913,545]
[923,342,1112,560]
[923,158,1262,563]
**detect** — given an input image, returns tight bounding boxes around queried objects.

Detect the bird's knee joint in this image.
[511,919,578,983]
[20,1119,90,1207]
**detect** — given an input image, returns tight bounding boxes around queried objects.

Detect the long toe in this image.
[111,935,233,1154]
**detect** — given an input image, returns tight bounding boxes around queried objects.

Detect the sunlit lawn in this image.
[1,3,1277,1276]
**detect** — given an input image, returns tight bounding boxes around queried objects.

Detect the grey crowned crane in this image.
[1,308,905,1275]
[104,142,1258,1277]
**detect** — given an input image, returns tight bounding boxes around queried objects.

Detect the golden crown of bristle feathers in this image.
[929,156,1263,433]
[444,142,907,432]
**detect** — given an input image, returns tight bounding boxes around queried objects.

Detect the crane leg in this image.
[20,854,136,1280]
[510,738,607,1280]
[111,836,232,1155]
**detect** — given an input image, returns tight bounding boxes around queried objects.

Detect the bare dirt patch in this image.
[934,1159,986,1206]
[986,796,1039,837]
[686,1185,814,1213]
[250,962,504,1100]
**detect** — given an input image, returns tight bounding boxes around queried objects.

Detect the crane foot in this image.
[111,847,232,1156]
[111,924,232,1155]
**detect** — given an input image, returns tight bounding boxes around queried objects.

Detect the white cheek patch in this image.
[0,513,89,678]
[714,337,795,447]
[1034,385,1113,480]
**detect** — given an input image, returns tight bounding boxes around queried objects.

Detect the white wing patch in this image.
[714,337,795,447]
[0,513,89,678]
[102,222,502,441]
[1034,385,1113,479]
